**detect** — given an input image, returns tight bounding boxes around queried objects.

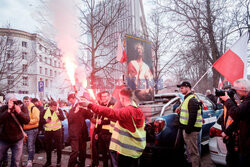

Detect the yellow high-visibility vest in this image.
[223,106,233,129]
[44,108,62,131]
[180,94,202,128]
[109,121,116,133]
[109,116,146,158]
[95,104,114,132]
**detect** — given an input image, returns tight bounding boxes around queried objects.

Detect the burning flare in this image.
[63,55,77,86]
[82,77,96,100]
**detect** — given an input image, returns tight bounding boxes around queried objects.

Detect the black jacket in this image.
[67,103,93,141]
[0,105,30,143]
[179,93,201,133]
[218,99,238,137]
[95,97,116,134]
[226,92,250,155]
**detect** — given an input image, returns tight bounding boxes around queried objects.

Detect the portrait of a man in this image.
[126,36,154,101]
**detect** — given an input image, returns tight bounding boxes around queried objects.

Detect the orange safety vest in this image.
[224,106,233,129]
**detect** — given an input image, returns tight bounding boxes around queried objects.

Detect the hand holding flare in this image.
[78,97,91,108]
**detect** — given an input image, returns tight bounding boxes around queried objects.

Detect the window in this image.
[50,58,52,65]
[7,39,13,46]
[7,90,15,93]
[22,64,28,72]
[45,57,47,64]
[40,66,42,74]
[39,44,42,50]
[8,63,14,71]
[58,62,60,68]
[45,79,48,88]
[23,77,28,86]
[6,50,14,59]
[54,60,57,67]
[50,69,52,76]
[54,71,57,77]
[22,52,27,59]
[45,68,48,75]
[22,41,27,48]
[7,76,14,85]
[197,94,214,110]
[19,90,28,94]
[39,55,42,62]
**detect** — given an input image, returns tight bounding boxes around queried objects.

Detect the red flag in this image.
[116,34,127,63]
[213,31,249,84]
[217,77,226,103]
[218,78,223,90]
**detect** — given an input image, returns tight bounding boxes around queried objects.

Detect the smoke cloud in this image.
[48,0,79,86]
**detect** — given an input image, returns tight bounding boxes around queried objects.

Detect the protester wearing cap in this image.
[177,81,202,167]
[0,94,30,167]
[42,101,65,167]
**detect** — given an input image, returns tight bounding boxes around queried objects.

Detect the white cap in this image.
[5,93,16,102]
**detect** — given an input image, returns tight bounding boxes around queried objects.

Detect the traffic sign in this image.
[38,81,44,92]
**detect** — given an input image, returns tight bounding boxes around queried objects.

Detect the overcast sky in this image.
[0,0,41,33]
[0,0,152,34]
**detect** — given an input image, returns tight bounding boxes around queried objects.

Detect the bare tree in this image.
[78,0,129,90]
[155,0,249,92]
[148,10,179,93]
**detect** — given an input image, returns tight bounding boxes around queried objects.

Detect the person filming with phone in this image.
[42,101,65,167]
[0,94,30,167]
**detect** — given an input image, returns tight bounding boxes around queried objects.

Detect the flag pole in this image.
[193,66,213,89]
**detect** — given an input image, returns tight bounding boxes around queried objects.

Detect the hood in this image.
[130,106,145,128]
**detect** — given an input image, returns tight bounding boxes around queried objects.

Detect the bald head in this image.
[233,78,250,98]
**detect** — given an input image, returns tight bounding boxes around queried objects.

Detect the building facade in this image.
[0,28,65,100]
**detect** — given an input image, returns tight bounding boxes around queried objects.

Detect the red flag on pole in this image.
[116,34,127,63]
[218,77,223,90]
[213,31,249,84]
[217,77,226,103]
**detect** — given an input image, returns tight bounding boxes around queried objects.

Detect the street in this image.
[5,143,225,167]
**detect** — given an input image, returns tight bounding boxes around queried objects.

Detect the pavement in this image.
[5,142,223,167]
[6,141,102,167]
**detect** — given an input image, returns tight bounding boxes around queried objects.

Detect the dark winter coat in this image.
[67,104,93,141]
[0,105,30,143]
[226,92,250,155]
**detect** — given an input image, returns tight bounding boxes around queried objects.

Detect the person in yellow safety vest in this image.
[23,96,40,167]
[79,87,146,167]
[42,101,65,167]
[91,91,116,167]
[217,90,239,167]
[177,81,202,167]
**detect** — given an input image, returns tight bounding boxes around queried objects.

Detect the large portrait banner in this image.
[126,35,154,101]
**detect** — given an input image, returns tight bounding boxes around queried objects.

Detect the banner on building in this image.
[126,35,154,102]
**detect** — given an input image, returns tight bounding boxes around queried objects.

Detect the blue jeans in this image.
[0,138,23,167]
[25,128,38,161]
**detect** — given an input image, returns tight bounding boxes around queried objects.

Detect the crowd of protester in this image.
[0,78,250,167]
